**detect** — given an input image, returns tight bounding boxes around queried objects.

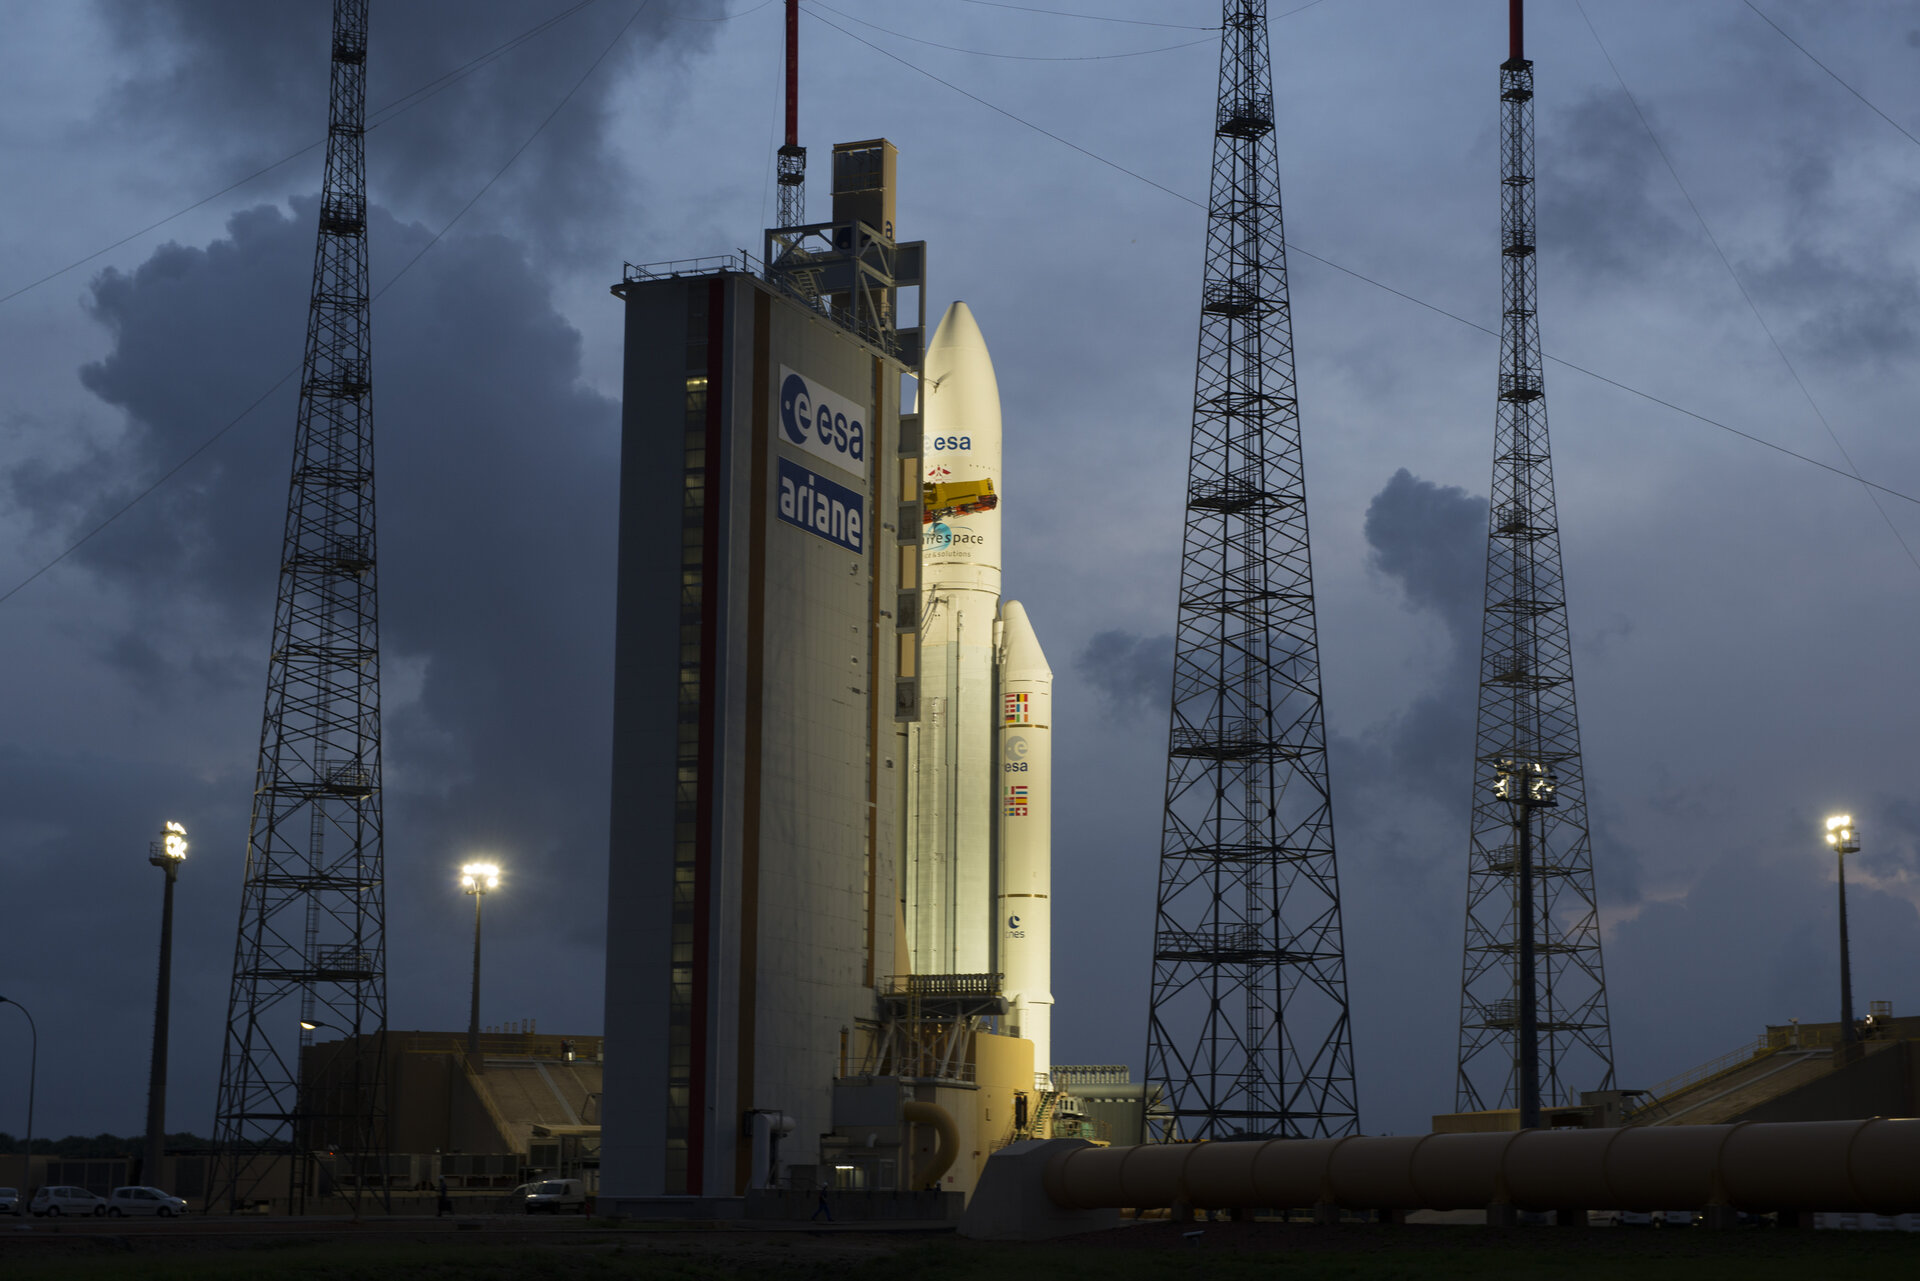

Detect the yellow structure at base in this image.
[901,1031,1035,1197]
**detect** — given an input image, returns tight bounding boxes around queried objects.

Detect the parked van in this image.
[525,1178,587,1214]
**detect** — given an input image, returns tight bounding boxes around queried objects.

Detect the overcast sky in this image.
[3,0,1920,1145]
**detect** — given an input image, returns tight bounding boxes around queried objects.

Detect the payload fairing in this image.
[907,302,1055,1078]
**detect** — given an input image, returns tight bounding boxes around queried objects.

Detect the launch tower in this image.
[1453,0,1615,1121]
[1143,0,1359,1141]
[210,0,389,1212]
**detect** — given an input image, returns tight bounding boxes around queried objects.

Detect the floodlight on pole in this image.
[0,996,35,1196]
[1825,815,1860,1050]
[461,862,500,1069]
[1492,759,1557,1130]
[143,821,187,1188]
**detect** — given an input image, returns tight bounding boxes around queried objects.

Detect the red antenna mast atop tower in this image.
[777,0,805,227]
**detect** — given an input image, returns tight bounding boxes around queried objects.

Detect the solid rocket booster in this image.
[908,301,1002,976]
[996,600,1053,1079]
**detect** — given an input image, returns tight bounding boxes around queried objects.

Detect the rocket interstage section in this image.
[908,302,1004,977]
[997,600,1054,1081]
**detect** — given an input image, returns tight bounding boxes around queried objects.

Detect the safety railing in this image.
[1624,1035,1773,1121]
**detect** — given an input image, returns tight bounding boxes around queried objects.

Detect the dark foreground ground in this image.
[3,1215,1917,1280]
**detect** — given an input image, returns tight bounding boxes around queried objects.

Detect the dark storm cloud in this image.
[1744,240,1920,368]
[1537,88,1690,279]
[1074,628,1173,719]
[1857,795,1920,881]
[1346,469,1486,805]
[1074,471,1487,737]
[95,0,727,259]
[5,196,622,1130]
[1363,468,1484,637]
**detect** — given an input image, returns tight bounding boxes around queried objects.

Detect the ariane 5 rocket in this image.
[906,301,1055,1078]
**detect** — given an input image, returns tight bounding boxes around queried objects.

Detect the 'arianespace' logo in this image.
[778,366,867,479]
[925,521,986,553]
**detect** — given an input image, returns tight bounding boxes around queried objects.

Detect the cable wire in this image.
[0,0,608,310]
[803,1,1215,61]
[1576,0,1920,573]
[808,4,1920,511]
[0,1,657,609]
[800,7,1198,204]
[953,0,1222,30]
[1742,1,1920,153]
[667,0,782,20]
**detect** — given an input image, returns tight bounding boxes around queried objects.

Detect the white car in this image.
[0,1186,18,1215]
[31,1185,107,1216]
[107,1186,189,1217]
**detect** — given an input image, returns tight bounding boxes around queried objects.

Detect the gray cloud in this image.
[4,195,621,1130]
[1745,240,1920,368]
[8,0,1920,1148]
[95,0,727,262]
[1346,469,1486,805]
[1074,627,1173,720]
[1538,88,1691,280]
[1364,468,1485,637]
[1858,795,1920,882]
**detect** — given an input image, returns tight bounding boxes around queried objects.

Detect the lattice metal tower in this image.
[1144,0,1358,1142]
[1454,1,1614,1119]
[211,0,388,1212]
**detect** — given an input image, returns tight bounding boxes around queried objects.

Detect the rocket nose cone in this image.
[922,300,1001,416]
[929,300,989,358]
[999,600,1053,681]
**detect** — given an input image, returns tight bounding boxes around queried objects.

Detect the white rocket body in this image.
[909,302,1002,976]
[996,600,1053,1080]
[905,302,1053,1081]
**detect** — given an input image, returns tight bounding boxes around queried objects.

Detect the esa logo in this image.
[1006,913,1025,939]
[778,366,867,479]
[1003,735,1029,773]
[930,436,971,451]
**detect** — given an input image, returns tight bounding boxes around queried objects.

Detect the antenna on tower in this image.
[210,0,389,1213]
[777,0,805,227]
[1143,0,1359,1142]
[1454,0,1615,1125]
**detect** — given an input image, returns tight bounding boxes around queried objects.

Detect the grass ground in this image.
[3,1220,1917,1280]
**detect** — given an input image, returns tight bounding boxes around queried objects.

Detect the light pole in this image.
[0,996,36,1195]
[295,1018,347,1212]
[461,863,500,1069]
[1825,815,1860,1054]
[1494,757,1558,1129]
[144,821,188,1187]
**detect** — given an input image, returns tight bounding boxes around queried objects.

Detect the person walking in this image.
[437,1174,452,1217]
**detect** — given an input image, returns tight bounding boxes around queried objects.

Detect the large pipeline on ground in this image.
[1039,1120,1920,1216]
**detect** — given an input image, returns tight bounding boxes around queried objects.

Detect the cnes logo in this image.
[778,367,867,478]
